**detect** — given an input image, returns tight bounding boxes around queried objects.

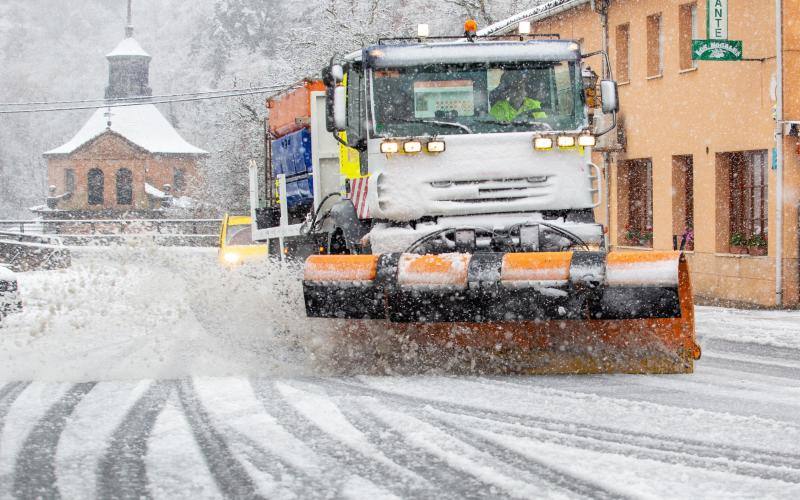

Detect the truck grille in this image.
[430,176,551,203]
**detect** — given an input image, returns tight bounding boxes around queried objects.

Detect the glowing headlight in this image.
[557,136,576,148]
[223,252,241,264]
[403,140,422,153]
[426,140,446,153]
[533,137,553,150]
[380,141,399,154]
[577,134,597,147]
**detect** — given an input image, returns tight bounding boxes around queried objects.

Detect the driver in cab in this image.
[489,72,547,123]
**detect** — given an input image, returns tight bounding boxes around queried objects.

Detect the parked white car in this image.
[0,264,21,320]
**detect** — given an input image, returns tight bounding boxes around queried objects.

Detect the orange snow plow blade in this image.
[303,251,700,374]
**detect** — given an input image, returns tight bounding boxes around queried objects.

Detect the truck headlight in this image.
[557,136,576,148]
[380,141,400,154]
[577,134,596,147]
[426,140,446,153]
[533,137,553,150]
[403,140,422,153]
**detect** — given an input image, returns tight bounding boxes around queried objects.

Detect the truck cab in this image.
[326,38,618,255]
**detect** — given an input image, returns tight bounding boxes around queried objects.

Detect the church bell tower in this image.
[105,0,152,99]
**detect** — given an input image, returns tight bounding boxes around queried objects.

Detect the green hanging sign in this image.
[692,39,742,61]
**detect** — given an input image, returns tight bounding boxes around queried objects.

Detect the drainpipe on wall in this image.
[775,0,784,306]
[597,1,612,250]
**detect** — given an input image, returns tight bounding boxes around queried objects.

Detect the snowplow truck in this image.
[251,35,700,374]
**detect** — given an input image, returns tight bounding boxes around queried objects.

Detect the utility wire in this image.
[0,83,290,107]
[0,85,299,115]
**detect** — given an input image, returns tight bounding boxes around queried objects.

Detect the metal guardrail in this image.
[0,219,223,247]
[0,218,221,234]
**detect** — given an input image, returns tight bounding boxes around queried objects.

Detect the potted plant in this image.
[623,225,640,246]
[729,232,748,255]
[641,227,654,247]
[748,234,767,256]
[624,226,652,247]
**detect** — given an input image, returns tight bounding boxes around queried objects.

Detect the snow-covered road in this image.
[1,247,799,498]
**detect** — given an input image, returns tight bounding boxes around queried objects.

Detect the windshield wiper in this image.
[388,118,472,134]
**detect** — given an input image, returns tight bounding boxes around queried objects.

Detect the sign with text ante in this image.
[707,0,728,40]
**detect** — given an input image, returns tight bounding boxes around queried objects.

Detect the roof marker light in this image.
[519,21,531,35]
[418,24,430,38]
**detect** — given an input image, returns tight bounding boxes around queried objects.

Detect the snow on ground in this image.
[1,246,800,498]
[0,245,317,381]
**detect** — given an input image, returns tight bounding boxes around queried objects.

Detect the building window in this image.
[679,3,699,70]
[87,168,104,205]
[65,169,75,194]
[173,168,186,191]
[672,156,694,251]
[716,151,768,253]
[647,13,663,77]
[730,151,768,248]
[116,168,133,205]
[618,159,653,248]
[615,23,630,82]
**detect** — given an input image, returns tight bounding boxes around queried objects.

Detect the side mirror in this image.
[324,82,336,132]
[323,63,345,132]
[330,64,344,83]
[333,86,347,131]
[600,80,619,114]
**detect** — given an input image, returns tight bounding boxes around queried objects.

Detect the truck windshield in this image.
[370,61,584,137]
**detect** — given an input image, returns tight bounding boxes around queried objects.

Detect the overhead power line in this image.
[0,84,297,115]
[0,84,288,107]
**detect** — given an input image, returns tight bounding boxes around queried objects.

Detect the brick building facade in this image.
[39,8,206,218]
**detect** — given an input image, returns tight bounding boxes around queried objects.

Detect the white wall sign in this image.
[707,0,728,40]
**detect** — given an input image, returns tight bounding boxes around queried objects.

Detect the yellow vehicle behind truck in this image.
[218,215,267,266]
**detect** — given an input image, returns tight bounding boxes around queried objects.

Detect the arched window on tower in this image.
[116,168,133,205]
[87,168,104,205]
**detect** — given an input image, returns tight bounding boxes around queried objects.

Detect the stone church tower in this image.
[38,0,207,218]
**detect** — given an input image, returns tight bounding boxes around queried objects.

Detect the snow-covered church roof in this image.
[44,104,207,156]
[107,37,150,58]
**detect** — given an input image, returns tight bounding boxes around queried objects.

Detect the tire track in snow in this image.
[0,382,30,432]
[175,379,263,499]
[701,354,800,381]
[191,378,329,496]
[320,381,502,500]
[250,378,429,498]
[325,379,626,500]
[96,381,171,499]
[478,377,800,472]
[336,379,800,481]
[426,406,800,485]
[12,382,96,499]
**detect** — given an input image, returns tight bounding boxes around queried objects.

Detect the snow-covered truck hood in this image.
[366,132,595,221]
